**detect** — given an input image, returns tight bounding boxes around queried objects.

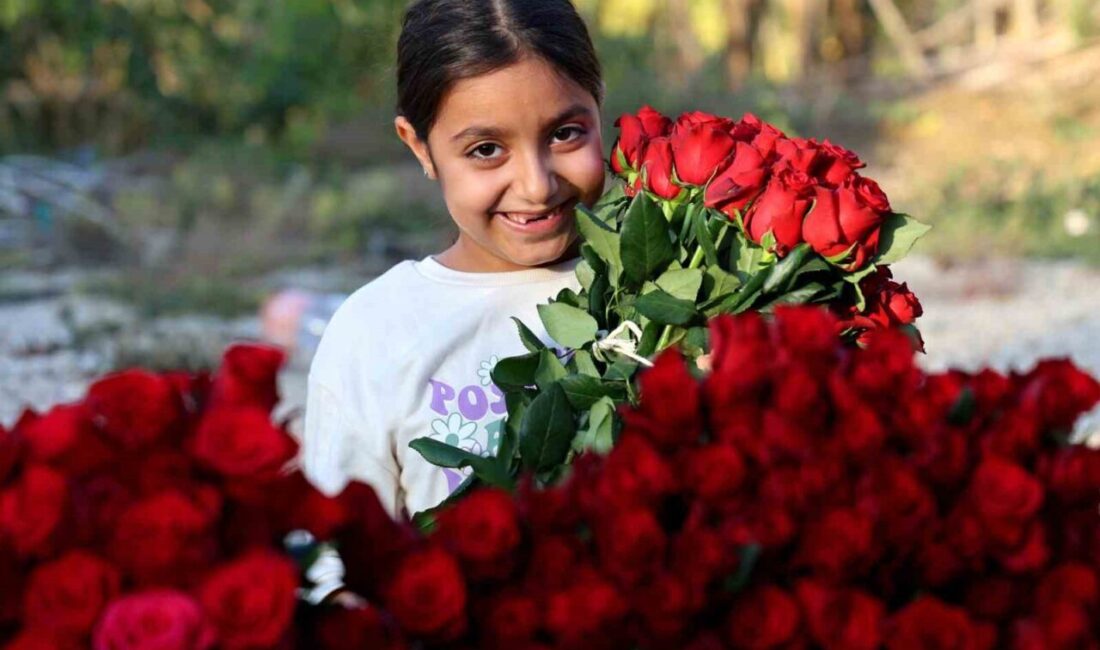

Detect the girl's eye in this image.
[553,126,585,143]
[468,143,502,160]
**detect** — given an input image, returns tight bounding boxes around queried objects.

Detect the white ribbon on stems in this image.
[591,320,654,368]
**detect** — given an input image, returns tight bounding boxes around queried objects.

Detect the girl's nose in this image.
[515,149,559,207]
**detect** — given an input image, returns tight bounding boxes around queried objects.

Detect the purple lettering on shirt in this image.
[457,385,489,421]
[428,379,456,415]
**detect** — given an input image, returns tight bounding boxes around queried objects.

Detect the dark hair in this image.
[396,0,604,142]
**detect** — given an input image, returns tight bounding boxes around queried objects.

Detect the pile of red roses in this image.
[0,344,355,650]
[325,307,1100,650]
[612,107,895,272]
[4,308,1098,650]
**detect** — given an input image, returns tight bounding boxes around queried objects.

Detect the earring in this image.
[423,168,432,178]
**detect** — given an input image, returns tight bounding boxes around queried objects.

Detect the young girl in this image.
[302,0,607,521]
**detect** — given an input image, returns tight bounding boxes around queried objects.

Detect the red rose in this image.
[198,550,299,650]
[85,370,180,450]
[671,120,735,186]
[969,457,1044,531]
[93,590,215,650]
[639,136,683,200]
[1019,359,1100,432]
[619,348,703,450]
[481,593,540,649]
[209,343,285,412]
[1037,563,1099,613]
[314,606,408,650]
[887,597,996,650]
[329,483,416,595]
[796,508,876,581]
[20,403,113,477]
[775,137,820,174]
[596,506,667,587]
[682,442,745,502]
[795,580,884,650]
[589,434,677,512]
[545,577,627,647]
[705,312,773,404]
[614,105,672,171]
[676,110,736,131]
[816,140,866,187]
[997,521,1050,574]
[726,586,803,650]
[524,535,583,592]
[704,142,768,215]
[632,572,695,642]
[0,464,68,558]
[802,185,885,271]
[743,172,812,254]
[385,546,467,641]
[24,550,121,641]
[856,464,936,549]
[1042,447,1100,504]
[748,120,785,159]
[672,521,738,591]
[111,490,217,586]
[69,475,133,548]
[190,406,297,485]
[848,175,890,212]
[435,488,521,581]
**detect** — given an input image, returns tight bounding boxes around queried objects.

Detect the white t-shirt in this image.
[301,253,582,520]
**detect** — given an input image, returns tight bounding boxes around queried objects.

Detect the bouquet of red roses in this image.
[0,344,357,650]
[411,107,930,512]
[322,307,1100,650]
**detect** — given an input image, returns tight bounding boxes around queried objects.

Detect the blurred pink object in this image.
[261,289,311,352]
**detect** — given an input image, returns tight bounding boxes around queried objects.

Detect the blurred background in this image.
[2,0,1099,437]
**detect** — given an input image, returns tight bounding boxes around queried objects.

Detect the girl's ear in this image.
[394,116,437,180]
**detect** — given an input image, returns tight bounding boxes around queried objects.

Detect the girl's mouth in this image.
[496,202,572,232]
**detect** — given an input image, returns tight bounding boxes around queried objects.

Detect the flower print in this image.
[478,356,500,387]
[430,413,478,449]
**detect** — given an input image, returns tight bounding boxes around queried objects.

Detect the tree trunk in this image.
[722,0,758,90]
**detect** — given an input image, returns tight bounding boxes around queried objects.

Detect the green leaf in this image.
[636,319,661,357]
[690,203,719,267]
[572,396,616,455]
[408,438,513,488]
[510,317,546,353]
[518,383,576,472]
[656,267,704,302]
[731,232,764,277]
[503,389,535,441]
[491,352,541,389]
[760,281,827,310]
[538,302,599,349]
[635,289,698,325]
[604,360,638,383]
[763,243,812,294]
[703,265,743,301]
[575,259,596,292]
[558,374,619,410]
[875,213,932,265]
[576,205,622,287]
[587,274,610,328]
[593,182,627,212]
[534,349,568,391]
[572,349,600,377]
[620,193,676,287]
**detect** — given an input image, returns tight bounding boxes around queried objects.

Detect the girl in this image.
[302,0,607,522]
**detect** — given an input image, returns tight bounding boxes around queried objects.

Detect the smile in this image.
[496,201,573,229]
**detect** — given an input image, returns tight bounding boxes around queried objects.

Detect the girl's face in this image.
[396,56,605,272]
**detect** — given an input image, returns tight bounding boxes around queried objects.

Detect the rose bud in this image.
[639,136,683,201]
[671,121,736,186]
[743,171,813,254]
[94,590,215,650]
[613,105,672,173]
[815,140,866,187]
[198,550,300,650]
[802,185,886,271]
[704,142,768,215]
